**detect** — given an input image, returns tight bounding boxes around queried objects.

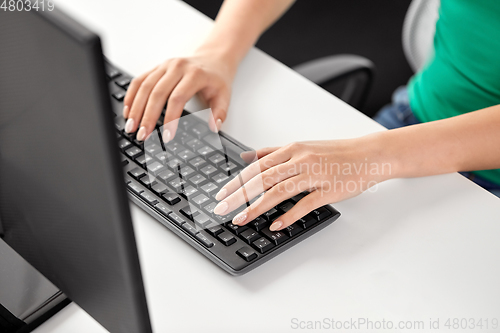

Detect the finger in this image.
[215,161,299,215]
[162,74,207,142]
[240,147,280,164]
[226,175,305,227]
[123,66,158,118]
[269,190,325,231]
[216,146,291,200]
[207,91,230,132]
[126,68,166,137]
[138,69,183,140]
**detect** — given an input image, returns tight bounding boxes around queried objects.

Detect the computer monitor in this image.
[0,8,152,333]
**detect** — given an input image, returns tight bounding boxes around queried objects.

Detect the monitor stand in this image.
[0,238,69,332]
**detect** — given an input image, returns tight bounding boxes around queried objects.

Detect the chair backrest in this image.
[402,0,440,72]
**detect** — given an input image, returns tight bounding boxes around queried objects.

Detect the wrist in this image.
[194,42,241,77]
[358,131,402,182]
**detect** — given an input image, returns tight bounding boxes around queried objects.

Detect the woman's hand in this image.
[122,49,237,142]
[213,136,393,231]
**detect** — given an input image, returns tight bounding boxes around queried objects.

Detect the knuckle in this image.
[171,58,187,68]
[169,93,186,105]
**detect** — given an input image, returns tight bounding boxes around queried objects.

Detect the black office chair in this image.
[293,0,439,111]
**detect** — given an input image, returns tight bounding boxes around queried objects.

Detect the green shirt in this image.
[408,0,500,185]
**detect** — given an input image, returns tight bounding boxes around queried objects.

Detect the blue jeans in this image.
[374,86,500,197]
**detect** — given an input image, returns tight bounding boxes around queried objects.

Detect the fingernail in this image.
[232,211,247,225]
[125,118,135,133]
[270,220,283,231]
[215,188,227,201]
[123,105,129,118]
[213,201,228,215]
[216,118,222,131]
[136,126,147,141]
[162,129,171,143]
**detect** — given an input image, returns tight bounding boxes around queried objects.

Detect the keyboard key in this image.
[128,167,146,180]
[179,117,197,130]
[167,158,183,169]
[106,68,121,80]
[157,169,175,183]
[181,222,198,236]
[226,223,249,235]
[140,191,159,205]
[236,247,258,262]
[263,208,281,221]
[115,77,131,89]
[195,232,214,248]
[198,146,214,156]
[212,172,229,184]
[191,123,209,139]
[219,161,238,175]
[217,232,236,246]
[147,161,165,176]
[192,194,209,206]
[182,185,198,198]
[208,153,226,165]
[179,166,195,178]
[120,156,129,166]
[115,117,126,132]
[177,131,194,145]
[189,157,207,170]
[151,182,168,195]
[144,143,162,156]
[193,213,211,227]
[299,214,317,229]
[156,151,173,163]
[177,149,196,162]
[154,202,172,216]
[202,133,224,150]
[261,228,289,245]
[189,174,207,187]
[125,146,143,159]
[162,193,181,205]
[290,192,307,203]
[204,202,217,215]
[206,224,224,236]
[186,139,204,152]
[201,165,218,177]
[168,212,185,226]
[135,154,153,168]
[248,216,270,231]
[166,142,184,154]
[139,175,157,188]
[179,206,200,220]
[213,214,233,224]
[284,223,303,237]
[310,207,331,221]
[118,138,132,151]
[112,91,126,101]
[169,177,186,191]
[279,201,294,213]
[127,180,144,195]
[200,182,218,194]
[239,229,261,244]
[252,237,274,253]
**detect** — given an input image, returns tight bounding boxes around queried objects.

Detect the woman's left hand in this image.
[213,137,392,231]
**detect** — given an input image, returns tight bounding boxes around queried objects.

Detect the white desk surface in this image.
[35,1,500,332]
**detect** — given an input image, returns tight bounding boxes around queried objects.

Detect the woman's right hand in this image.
[122,49,237,142]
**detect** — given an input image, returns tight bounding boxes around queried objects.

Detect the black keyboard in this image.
[105,61,341,275]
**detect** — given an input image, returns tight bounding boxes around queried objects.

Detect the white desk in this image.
[35,1,500,332]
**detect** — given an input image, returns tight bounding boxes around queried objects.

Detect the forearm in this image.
[196,0,295,70]
[372,105,500,180]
